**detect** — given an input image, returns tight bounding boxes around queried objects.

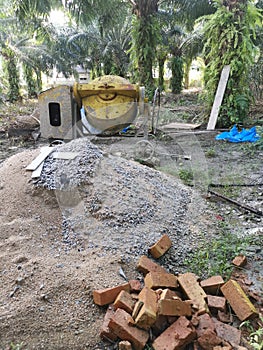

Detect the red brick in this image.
[108,308,149,350]
[144,272,178,290]
[129,279,142,293]
[213,346,232,350]
[213,317,241,346]
[196,313,215,338]
[118,340,133,350]
[152,316,196,350]
[178,273,208,312]
[148,234,172,258]
[137,255,167,275]
[158,298,192,317]
[132,287,158,330]
[93,282,130,306]
[221,279,258,321]
[217,310,233,324]
[100,304,118,342]
[207,295,226,313]
[114,290,135,314]
[232,255,247,267]
[200,275,225,295]
[159,288,180,300]
[197,329,223,350]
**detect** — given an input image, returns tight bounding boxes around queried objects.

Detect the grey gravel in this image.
[35,137,200,270]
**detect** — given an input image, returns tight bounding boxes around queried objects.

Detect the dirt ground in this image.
[0,93,262,350]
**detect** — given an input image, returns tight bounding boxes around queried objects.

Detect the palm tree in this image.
[202,0,262,126]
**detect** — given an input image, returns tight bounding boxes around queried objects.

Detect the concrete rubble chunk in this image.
[178,272,208,312]
[221,279,258,321]
[148,234,172,259]
[144,272,178,290]
[108,308,149,350]
[152,316,197,350]
[200,275,224,295]
[132,287,157,330]
[137,255,167,275]
[93,282,130,306]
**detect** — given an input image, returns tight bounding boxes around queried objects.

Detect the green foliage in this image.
[240,315,263,350]
[23,64,38,98]
[2,47,21,102]
[178,168,193,185]
[201,0,263,127]
[170,55,184,94]
[185,226,261,279]
[130,14,160,100]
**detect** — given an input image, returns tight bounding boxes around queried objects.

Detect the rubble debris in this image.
[178,272,209,313]
[200,275,225,295]
[152,316,196,350]
[137,255,167,275]
[221,279,258,321]
[108,308,149,350]
[132,287,157,330]
[95,255,260,349]
[232,255,247,267]
[144,271,178,290]
[93,282,130,306]
[148,234,172,259]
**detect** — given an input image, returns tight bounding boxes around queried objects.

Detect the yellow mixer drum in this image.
[73,75,141,133]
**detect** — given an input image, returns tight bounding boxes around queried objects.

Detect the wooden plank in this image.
[207,65,231,130]
[31,162,44,178]
[162,122,201,130]
[26,147,54,171]
[53,152,79,160]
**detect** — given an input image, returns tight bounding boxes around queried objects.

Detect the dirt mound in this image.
[0,140,203,349]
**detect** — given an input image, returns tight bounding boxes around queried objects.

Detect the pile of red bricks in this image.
[93,235,259,350]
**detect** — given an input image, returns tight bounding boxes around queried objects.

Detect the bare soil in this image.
[0,94,262,350]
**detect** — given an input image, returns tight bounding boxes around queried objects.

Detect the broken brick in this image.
[158,298,192,317]
[118,340,133,350]
[207,295,226,313]
[137,255,167,275]
[221,279,258,321]
[108,308,149,350]
[213,317,241,347]
[197,329,223,350]
[159,288,181,300]
[200,275,224,295]
[133,287,158,330]
[152,316,196,350]
[196,313,215,338]
[144,272,178,290]
[232,255,247,267]
[217,310,233,324]
[114,290,135,314]
[100,305,118,342]
[129,279,142,293]
[93,282,130,306]
[148,234,172,259]
[178,272,208,312]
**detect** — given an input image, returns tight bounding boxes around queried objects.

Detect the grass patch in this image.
[185,225,261,279]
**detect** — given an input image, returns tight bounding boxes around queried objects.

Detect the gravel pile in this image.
[35,138,200,270]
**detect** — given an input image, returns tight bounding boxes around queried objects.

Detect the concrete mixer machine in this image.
[39,75,146,139]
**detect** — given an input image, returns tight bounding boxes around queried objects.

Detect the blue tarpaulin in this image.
[215,125,260,143]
